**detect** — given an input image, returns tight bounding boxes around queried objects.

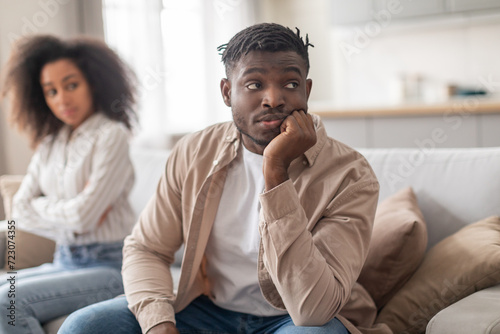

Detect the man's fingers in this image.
[306,113,316,135]
[292,110,306,128]
[281,112,299,133]
[290,110,315,137]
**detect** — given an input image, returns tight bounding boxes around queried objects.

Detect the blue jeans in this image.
[59,294,349,333]
[0,242,124,334]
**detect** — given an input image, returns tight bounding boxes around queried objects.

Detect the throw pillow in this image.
[358,186,428,309]
[375,215,500,334]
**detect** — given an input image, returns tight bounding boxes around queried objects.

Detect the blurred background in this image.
[1,0,499,177]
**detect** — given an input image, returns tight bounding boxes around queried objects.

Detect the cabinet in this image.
[479,114,500,147]
[373,0,446,19]
[321,112,500,149]
[450,0,500,12]
[331,0,500,25]
[369,115,478,148]
[331,0,373,25]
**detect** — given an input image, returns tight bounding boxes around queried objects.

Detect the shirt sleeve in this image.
[122,145,184,333]
[11,144,73,241]
[258,176,379,327]
[28,125,134,234]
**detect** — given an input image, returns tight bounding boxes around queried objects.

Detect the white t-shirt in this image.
[205,145,287,316]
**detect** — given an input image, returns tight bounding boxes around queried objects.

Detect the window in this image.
[103,0,256,147]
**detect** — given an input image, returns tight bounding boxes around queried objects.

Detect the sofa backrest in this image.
[359,147,500,249]
[129,147,171,221]
[128,146,500,251]
[129,146,185,265]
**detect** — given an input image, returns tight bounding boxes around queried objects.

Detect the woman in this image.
[0,35,137,334]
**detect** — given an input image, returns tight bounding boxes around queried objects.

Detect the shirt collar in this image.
[223,125,240,144]
[70,112,108,137]
[57,112,108,143]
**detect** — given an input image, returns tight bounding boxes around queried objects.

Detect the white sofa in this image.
[359,147,500,333]
[1,145,500,333]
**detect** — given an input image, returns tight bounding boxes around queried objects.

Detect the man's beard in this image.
[234,123,279,147]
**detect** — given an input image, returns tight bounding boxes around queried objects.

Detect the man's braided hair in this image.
[217,23,314,77]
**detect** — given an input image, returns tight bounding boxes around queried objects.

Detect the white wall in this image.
[331,12,500,106]
[256,0,335,106]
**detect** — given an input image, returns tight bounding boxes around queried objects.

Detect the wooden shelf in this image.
[311,99,500,118]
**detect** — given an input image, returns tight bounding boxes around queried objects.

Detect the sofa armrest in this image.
[426,284,500,334]
[0,174,55,270]
[0,175,25,219]
[0,175,25,268]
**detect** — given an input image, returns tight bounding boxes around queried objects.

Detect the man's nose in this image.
[262,86,285,109]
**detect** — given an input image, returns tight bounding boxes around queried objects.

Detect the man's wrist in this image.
[263,159,289,191]
[148,321,178,334]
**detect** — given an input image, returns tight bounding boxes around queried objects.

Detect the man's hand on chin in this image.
[263,110,317,191]
[148,322,179,334]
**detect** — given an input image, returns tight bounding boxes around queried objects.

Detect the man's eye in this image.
[247,83,261,90]
[285,82,298,89]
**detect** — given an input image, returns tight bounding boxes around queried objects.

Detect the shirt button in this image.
[213,160,219,166]
[226,136,231,140]
[302,160,307,166]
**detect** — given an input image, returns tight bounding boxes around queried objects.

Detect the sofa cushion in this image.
[375,215,500,334]
[425,284,500,334]
[359,147,500,249]
[358,187,427,309]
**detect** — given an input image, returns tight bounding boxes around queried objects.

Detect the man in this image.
[60,23,381,334]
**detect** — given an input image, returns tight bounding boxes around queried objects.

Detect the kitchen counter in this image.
[312,97,500,149]
[311,98,500,118]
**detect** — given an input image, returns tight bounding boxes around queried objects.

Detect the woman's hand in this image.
[97,205,112,227]
[74,205,111,237]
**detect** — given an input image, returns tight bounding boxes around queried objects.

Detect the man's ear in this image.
[220,78,231,107]
[306,78,313,100]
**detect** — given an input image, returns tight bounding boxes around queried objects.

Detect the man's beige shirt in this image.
[123,115,387,333]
